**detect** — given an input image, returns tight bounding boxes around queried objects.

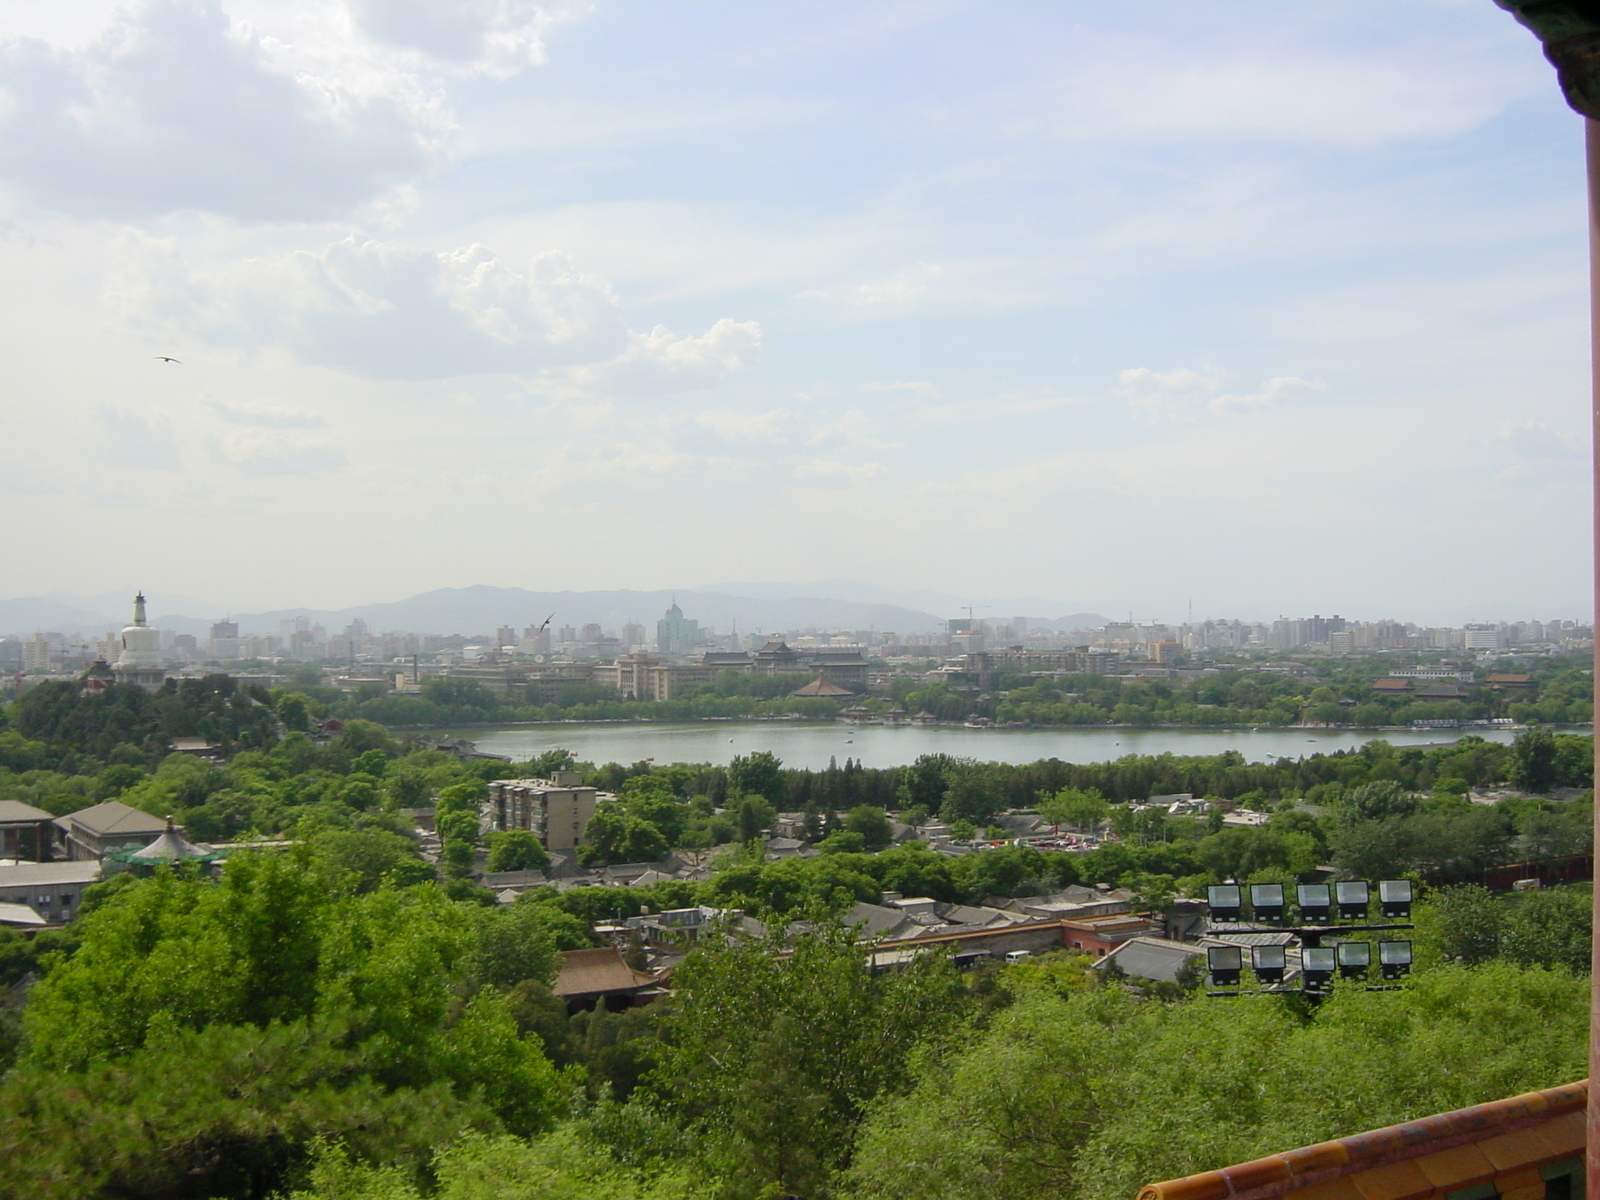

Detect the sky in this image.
[0,0,1590,625]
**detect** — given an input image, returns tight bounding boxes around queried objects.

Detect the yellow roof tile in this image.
[1348,1160,1434,1200]
[1413,1143,1496,1191]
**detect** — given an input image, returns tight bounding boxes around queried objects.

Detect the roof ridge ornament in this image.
[1496,1,1600,119]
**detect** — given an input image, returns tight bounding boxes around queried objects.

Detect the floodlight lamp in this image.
[1301,946,1335,993]
[1335,880,1370,921]
[1379,941,1413,980]
[1378,879,1414,920]
[1298,883,1331,922]
[1251,944,1286,983]
[1250,883,1285,921]
[1206,884,1242,922]
[1336,941,1371,979]
[1206,945,1243,988]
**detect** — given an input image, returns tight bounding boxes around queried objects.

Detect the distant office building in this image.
[581,623,603,644]
[950,620,985,655]
[23,633,53,672]
[496,625,516,648]
[558,624,577,644]
[172,634,199,658]
[1464,624,1504,651]
[209,618,242,660]
[657,601,700,655]
[600,652,720,700]
[622,622,645,648]
[0,638,20,670]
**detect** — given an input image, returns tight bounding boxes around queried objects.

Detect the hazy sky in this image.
[0,0,1588,624]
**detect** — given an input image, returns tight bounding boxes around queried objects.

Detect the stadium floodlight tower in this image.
[1206,884,1243,924]
[1297,883,1332,924]
[1336,941,1372,980]
[1251,944,1287,985]
[1206,946,1243,989]
[1379,941,1413,982]
[1335,881,1370,922]
[1249,883,1286,923]
[1378,880,1415,920]
[1301,947,1336,996]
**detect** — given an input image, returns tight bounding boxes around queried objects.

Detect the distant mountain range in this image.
[0,583,1111,640]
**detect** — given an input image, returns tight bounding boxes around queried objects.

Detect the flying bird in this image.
[152,356,182,364]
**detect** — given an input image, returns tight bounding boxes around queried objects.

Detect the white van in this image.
[1003,950,1033,964]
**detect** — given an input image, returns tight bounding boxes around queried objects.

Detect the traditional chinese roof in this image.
[791,675,856,697]
[551,947,658,998]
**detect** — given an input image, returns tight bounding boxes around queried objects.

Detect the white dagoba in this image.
[112,592,167,692]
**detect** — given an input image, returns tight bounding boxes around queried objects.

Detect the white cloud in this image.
[663,403,884,460]
[667,408,808,458]
[117,232,760,390]
[859,379,937,396]
[0,0,443,221]
[98,406,181,469]
[1119,367,1323,424]
[207,427,344,475]
[792,459,887,485]
[566,318,762,397]
[207,399,330,429]
[1491,421,1585,461]
[802,262,942,308]
[1039,47,1523,149]
[343,0,563,78]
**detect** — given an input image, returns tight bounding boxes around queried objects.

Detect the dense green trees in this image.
[654,922,968,1197]
[847,962,1589,1200]
[0,858,565,1198]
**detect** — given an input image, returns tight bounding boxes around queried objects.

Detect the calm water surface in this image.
[430,722,1542,772]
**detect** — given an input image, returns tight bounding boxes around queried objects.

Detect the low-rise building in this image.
[489,771,599,852]
[0,860,102,923]
[0,801,56,862]
[55,802,170,861]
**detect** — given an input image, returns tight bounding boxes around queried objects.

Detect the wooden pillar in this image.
[1586,115,1600,1200]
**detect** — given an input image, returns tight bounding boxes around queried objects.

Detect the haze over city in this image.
[0,2,1588,621]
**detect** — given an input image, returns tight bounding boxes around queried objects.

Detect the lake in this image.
[428,721,1551,772]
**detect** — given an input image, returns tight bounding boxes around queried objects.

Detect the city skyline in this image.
[0,3,1590,618]
[0,580,1587,643]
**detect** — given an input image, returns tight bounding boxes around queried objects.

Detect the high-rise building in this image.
[622,622,645,648]
[209,618,242,661]
[23,633,52,672]
[496,625,516,648]
[656,601,700,655]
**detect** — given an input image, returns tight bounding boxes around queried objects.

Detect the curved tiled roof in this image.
[1137,1080,1586,1200]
